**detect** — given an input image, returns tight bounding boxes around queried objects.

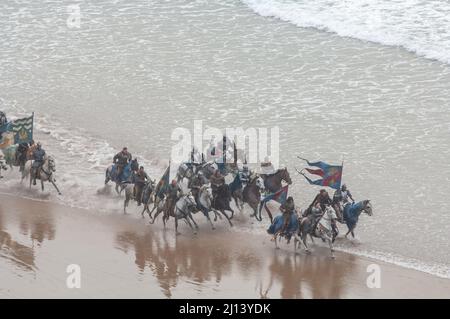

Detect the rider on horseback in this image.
[310,189,332,212]
[277,196,296,241]
[164,179,182,215]
[133,166,149,206]
[190,146,204,174]
[189,171,205,207]
[16,142,29,172]
[238,162,251,186]
[31,142,46,186]
[0,111,7,138]
[210,169,225,200]
[113,147,132,180]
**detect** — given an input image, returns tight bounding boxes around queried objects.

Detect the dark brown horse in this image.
[262,168,292,193]
[241,175,266,221]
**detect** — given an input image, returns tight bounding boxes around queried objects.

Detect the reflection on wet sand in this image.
[0,200,56,272]
[115,226,356,298]
[115,230,238,298]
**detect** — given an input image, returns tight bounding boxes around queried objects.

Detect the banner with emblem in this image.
[298,157,343,190]
[6,113,34,144]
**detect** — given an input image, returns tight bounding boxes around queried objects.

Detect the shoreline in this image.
[1,193,449,298]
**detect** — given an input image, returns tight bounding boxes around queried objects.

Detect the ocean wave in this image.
[242,0,450,65]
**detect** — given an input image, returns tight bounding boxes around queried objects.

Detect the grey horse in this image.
[296,205,338,258]
[163,194,199,235]
[22,156,62,195]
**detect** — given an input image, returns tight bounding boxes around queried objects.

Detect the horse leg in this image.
[174,217,181,236]
[124,199,128,214]
[327,234,335,259]
[141,205,147,218]
[50,179,62,195]
[189,213,199,230]
[204,210,215,230]
[41,179,44,192]
[345,225,354,239]
[264,204,273,224]
[220,210,233,227]
[274,233,279,249]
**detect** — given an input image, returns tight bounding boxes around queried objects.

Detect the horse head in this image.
[363,200,373,216]
[186,194,197,210]
[47,156,56,172]
[255,176,265,191]
[281,167,292,185]
[325,205,338,220]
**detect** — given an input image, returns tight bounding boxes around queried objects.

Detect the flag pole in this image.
[340,154,344,189]
[31,111,34,142]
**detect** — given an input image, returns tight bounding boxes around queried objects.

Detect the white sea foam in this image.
[242,0,450,65]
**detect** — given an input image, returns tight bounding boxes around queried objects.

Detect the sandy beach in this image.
[1,194,449,299]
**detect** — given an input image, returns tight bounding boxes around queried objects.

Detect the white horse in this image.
[163,194,198,235]
[195,184,226,230]
[296,205,338,258]
[22,156,62,195]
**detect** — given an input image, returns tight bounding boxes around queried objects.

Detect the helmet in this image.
[341,184,347,191]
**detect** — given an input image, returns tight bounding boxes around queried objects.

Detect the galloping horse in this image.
[262,168,292,193]
[267,211,299,250]
[211,184,234,227]
[22,156,62,195]
[240,174,265,221]
[297,205,338,258]
[176,162,195,183]
[194,185,223,230]
[105,161,134,194]
[259,168,292,223]
[343,200,373,238]
[163,194,198,235]
[123,180,156,215]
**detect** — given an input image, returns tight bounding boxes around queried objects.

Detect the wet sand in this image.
[0,194,449,299]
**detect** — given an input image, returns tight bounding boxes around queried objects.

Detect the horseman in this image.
[133,166,149,206]
[276,196,296,242]
[0,111,7,127]
[238,162,251,186]
[260,156,275,176]
[16,142,29,172]
[113,147,132,180]
[27,140,36,160]
[333,184,354,221]
[190,146,204,174]
[31,142,46,186]
[209,169,225,200]
[310,189,332,212]
[189,171,205,204]
[0,111,7,139]
[164,179,182,216]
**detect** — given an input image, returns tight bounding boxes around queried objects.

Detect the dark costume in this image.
[279,198,295,235]
[133,169,149,205]
[16,142,29,172]
[164,182,181,215]
[113,150,132,179]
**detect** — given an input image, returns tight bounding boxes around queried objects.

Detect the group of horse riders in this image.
[1,111,47,185]
[110,144,356,241]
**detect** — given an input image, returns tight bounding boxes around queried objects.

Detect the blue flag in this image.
[300,159,343,190]
[259,185,289,214]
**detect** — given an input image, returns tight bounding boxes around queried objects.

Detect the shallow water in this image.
[0,0,449,277]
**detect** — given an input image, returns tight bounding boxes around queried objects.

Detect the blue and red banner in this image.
[259,185,289,214]
[300,159,342,190]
